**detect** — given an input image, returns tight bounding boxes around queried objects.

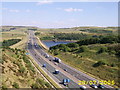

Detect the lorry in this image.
[54,57,61,63]
[54,69,59,74]
[63,79,70,86]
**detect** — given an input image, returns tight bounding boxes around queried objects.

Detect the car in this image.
[54,69,59,74]
[64,69,67,71]
[45,54,49,58]
[98,84,105,89]
[42,64,46,67]
[80,86,87,90]
[90,84,98,88]
[54,62,58,65]
[63,79,70,86]
[116,88,120,90]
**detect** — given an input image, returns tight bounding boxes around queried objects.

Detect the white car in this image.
[45,54,49,58]
[80,86,87,90]
[91,84,98,88]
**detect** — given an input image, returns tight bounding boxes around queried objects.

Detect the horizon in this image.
[1,25,118,29]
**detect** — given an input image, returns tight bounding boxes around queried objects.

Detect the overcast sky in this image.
[2,2,118,28]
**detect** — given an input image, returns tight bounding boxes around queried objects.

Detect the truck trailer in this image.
[54,57,61,63]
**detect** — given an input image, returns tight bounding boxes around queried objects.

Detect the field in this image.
[35,27,118,41]
[36,27,117,34]
[1,26,30,49]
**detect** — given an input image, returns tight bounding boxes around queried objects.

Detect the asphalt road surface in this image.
[27,30,115,89]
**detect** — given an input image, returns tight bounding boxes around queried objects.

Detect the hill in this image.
[49,36,120,87]
[1,47,51,89]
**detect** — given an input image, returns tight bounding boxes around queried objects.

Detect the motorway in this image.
[27,30,115,89]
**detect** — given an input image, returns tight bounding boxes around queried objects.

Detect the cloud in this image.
[2,8,8,10]
[64,8,83,12]
[9,9,20,13]
[36,0,53,5]
[26,9,31,12]
[56,8,62,10]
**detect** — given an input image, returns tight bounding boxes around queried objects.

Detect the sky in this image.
[1,1,118,28]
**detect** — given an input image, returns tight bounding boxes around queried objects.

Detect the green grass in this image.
[49,44,119,87]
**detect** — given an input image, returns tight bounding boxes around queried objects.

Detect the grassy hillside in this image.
[1,47,52,89]
[49,38,120,87]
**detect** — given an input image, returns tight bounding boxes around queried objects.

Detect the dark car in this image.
[90,84,98,88]
[64,69,67,71]
[80,86,87,90]
[98,84,105,89]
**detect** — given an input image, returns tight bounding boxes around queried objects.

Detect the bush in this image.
[12,82,19,89]
[19,66,25,73]
[45,82,51,88]
[97,47,107,54]
[2,84,7,90]
[93,61,106,67]
[53,50,59,55]
[36,78,45,86]
[78,46,88,53]
[27,63,35,72]
[116,50,120,57]
[110,63,116,67]
[31,83,40,89]
[2,39,21,47]
[67,43,79,48]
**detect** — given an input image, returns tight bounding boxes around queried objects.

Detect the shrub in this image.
[110,63,116,67]
[67,43,79,48]
[19,66,25,73]
[2,39,21,47]
[31,83,39,89]
[36,78,45,86]
[53,50,59,55]
[78,46,88,53]
[93,61,106,67]
[12,82,19,89]
[97,47,107,54]
[2,84,7,90]
[45,82,51,88]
